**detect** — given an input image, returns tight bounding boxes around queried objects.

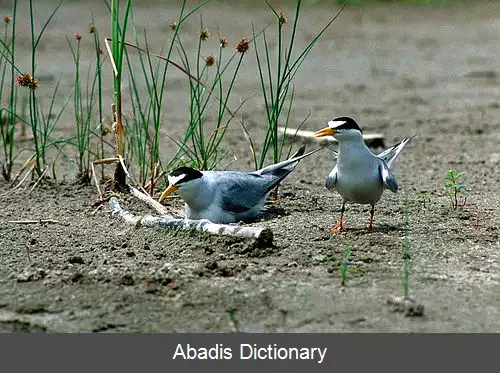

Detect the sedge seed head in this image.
[74,33,82,40]
[89,25,96,34]
[279,12,287,25]
[169,22,177,30]
[16,73,39,90]
[200,29,210,41]
[4,16,12,24]
[235,38,249,53]
[219,38,228,48]
[205,55,216,67]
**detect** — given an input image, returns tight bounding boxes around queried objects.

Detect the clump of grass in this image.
[1,0,65,182]
[25,0,64,178]
[89,20,106,181]
[67,22,107,184]
[444,169,466,209]
[171,19,248,172]
[0,8,19,181]
[122,0,210,193]
[1,1,73,184]
[4,0,349,190]
[122,19,158,189]
[339,242,352,286]
[34,79,72,181]
[250,1,346,170]
[68,33,91,182]
[8,0,71,184]
[67,20,107,184]
[108,0,132,190]
[124,0,215,194]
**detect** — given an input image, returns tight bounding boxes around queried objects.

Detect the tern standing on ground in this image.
[314,116,412,232]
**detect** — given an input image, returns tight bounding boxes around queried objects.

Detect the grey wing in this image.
[379,161,398,193]
[213,172,270,213]
[325,165,338,190]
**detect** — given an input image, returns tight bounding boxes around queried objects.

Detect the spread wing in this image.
[379,161,398,193]
[209,172,271,213]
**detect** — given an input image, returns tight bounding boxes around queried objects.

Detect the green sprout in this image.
[444,169,466,209]
[402,219,410,298]
[339,243,352,286]
[416,190,431,208]
[227,308,239,332]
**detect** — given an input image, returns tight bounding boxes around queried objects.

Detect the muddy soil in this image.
[0,0,499,332]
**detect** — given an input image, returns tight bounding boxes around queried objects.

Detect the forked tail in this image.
[257,145,325,176]
[377,135,414,168]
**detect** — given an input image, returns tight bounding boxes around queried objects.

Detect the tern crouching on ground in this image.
[159,145,323,224]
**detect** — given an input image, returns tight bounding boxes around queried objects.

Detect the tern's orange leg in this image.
[330,201,346,232]
[368,204,375,232]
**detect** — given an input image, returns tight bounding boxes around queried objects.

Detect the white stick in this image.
[278,127,385,147]
[108,197,273,242]
[109,197,142,226]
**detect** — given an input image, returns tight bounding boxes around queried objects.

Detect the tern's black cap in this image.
[169,167,203,185]
[329,116,363,133]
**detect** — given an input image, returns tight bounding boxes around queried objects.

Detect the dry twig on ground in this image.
[7,219,68,225]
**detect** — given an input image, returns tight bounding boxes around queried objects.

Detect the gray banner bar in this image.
[1,334,497,372]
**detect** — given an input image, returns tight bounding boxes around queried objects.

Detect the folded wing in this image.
[213,172,274,213]
[379,161,398,193]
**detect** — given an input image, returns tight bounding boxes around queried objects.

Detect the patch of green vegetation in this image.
[248,0,346,178]
[340,242,352,286]
[402,208,410,298]
[444,169,467,209]
[416,190,431,208]
[0,0,346,203]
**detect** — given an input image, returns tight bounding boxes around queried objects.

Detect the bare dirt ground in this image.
[0,0,499,332]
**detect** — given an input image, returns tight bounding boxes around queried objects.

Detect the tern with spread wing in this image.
[315,116,413,232]
[159,145,322,224]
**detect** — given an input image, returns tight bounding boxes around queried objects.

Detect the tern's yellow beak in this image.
[314,127,335,137]
[159,184,179,202]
